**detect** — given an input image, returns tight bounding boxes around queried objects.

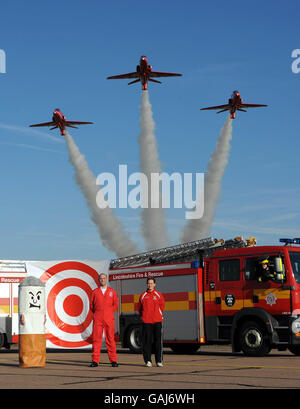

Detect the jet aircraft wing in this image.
[200,104,230,111]
[240,103,268,108]
[107,72,139,80]
[30,121,55,128]
[65,121,93,125]
[149,71,182,78]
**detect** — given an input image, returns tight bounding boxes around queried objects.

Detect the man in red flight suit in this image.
[138,278,165,367]
[89,273,118,367]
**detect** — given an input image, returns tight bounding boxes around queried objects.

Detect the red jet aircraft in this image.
[29,109,93,135]
[200,90,267,119]
[107,56,182,90]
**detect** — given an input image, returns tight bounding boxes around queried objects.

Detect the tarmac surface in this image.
[1,343,300,390]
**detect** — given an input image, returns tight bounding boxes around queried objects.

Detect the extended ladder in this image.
[110,236,256,269]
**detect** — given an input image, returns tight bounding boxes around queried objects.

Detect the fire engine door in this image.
[243,255,290,314]
[214,258,243,316]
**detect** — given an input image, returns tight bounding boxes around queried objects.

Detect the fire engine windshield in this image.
[289,251,300,284]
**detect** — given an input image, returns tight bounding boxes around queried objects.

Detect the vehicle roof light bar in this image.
[280,238,300,245]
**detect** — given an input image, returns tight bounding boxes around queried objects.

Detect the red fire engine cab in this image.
[109,237,300,357]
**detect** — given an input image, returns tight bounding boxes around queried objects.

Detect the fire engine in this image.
[109,236,300,357]
[0,261,27,349]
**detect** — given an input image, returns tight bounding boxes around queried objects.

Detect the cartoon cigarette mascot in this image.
[18,276,46,368]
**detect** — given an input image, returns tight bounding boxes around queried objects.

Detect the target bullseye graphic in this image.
[39,261,100,348]
[63,294,83,317]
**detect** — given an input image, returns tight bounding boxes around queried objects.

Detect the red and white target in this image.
[39,261,102,348]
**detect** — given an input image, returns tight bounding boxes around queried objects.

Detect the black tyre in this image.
[239,320,271,357]
[126,325,142,354]
[0,333,5,349]
[288,345,300,356]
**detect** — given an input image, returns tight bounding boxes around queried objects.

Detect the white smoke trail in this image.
[64,131,140,257]
[138,91,170,250]
[181,116,233,242]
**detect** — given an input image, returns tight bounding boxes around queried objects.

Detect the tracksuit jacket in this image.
[138,289,165,323]
[90,286,118,363]
[138,289,165,363]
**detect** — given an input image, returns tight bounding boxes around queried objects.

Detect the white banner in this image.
[25,260,110,349]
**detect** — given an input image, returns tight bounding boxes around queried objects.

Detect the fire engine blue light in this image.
[191,261,200,268]
[280,238,300,244]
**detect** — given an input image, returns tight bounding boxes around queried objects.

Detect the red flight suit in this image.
[90,286,118,363]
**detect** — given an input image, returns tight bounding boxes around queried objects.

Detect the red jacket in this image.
[138,289,165,324]
[90,287,118,324]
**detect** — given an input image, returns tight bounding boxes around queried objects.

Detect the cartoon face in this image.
[29,290,42,310]
[20,286,45,314]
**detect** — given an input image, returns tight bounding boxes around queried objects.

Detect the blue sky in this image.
[0,0,299,260]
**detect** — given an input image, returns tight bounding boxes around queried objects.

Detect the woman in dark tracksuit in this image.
[138,278,165,367]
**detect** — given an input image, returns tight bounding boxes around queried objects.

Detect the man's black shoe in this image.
[111,362,118,367]
[89,361,98,367]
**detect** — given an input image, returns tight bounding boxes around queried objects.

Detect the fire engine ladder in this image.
[0,261,27,272]
[110,236,256,269]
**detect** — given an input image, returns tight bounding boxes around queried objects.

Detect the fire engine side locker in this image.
[0,282,11,347]
[154,270,200,342]
[111,262,205,351]
[0,262,27,348]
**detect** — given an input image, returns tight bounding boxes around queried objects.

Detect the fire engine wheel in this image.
[0,332,5,349]
[126,325,142,354]
[239,320,271,357]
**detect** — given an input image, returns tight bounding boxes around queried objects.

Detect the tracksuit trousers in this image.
[142,322,163,364]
